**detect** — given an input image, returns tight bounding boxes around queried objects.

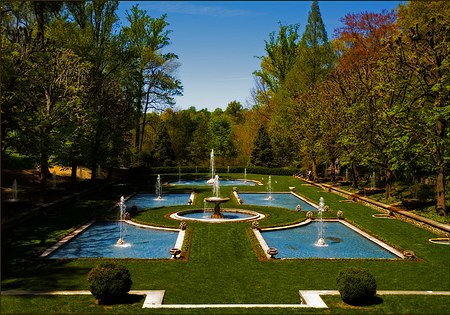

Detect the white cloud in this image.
[140,2,263,17]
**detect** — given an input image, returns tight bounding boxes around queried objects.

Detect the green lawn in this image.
[1,174,449,313]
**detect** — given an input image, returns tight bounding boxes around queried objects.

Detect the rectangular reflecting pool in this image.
[239,193,316,211]
[126,193,191,209]
[261,221,399,259]
[48,221,179,259]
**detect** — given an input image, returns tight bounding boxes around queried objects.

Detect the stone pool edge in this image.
[253,219,405,259]
[40,219,184,258]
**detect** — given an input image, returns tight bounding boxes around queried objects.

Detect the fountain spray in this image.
[117,196,127,245]
[316,197,327,247]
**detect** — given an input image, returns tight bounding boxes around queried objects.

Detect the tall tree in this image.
[121,6,182,154]
[65,0,135,180]
[208,115,237,166]
[225,100,245,124]
[378,1,450,214]
[1,1,91,185]
[253,22,299,98]
[250,125,274,167]
[291,0,335,87]
[151,124,175,167]
[332,9,398,195]
[284,0,336,174]
[187,111,211,166]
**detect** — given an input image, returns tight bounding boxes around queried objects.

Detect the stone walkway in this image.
[2,290,449,309]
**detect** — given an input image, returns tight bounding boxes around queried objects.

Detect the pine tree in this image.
[283,0,336,177]
[152,125,175,166]
[250,125,274,167]
[289,0,335,88]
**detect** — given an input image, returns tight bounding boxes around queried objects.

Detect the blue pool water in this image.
[126,193,191,209]
[239,193,316,211]
[261,221,397,259]
[171,179,257,186]
[48,221,179,259]
[180,211,254,220]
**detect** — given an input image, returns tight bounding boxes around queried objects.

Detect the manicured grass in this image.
[2,294,449,314]
[1,174,449,314]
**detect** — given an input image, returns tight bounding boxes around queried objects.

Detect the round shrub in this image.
[87,263,132,304]
[336,267,377,305]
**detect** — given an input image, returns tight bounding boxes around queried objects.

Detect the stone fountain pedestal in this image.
[204,197,230,218]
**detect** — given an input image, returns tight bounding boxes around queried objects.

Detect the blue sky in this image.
[116,1,403,112]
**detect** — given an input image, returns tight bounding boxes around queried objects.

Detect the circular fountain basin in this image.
[171,209,264,223]
[204,197,230,203]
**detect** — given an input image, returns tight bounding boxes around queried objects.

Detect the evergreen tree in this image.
[187,115,211,165]
[285,0,336,175]
[287,0,335,90]
[250,125,274,167]
[151,125,175,166]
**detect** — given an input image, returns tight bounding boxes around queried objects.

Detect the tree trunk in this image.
[33,2,45,49]
[331,158,336,183]
[39,151,51,186]
[138,90,151,153]
[135,76,144,150]
[311,160,318,182]
[71,162,78,184]
[385,168,392,199]
[436,166,446,216]
[351,159,359,188]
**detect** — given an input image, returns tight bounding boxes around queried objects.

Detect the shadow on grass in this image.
[2,258,92,291]
[343,295,384,307]
[108,293,144,305]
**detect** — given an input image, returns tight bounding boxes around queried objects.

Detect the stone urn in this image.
[169,248,181,259]
[267,247,278,259]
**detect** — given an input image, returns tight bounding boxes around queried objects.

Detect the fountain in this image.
[266,176,273,200]
[116,196,128,245]
[11,179,18,201]
[371,171,376,188]
[316,197,327,247]
[204,175,230,218]
[3,179,30,206]
[207,149,215,184]
[244,168,247,183]
[155,174,163,200]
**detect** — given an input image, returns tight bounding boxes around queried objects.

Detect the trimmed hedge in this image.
[336,267,377,305]
[87,263,132,305]
[127,166,300,176]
